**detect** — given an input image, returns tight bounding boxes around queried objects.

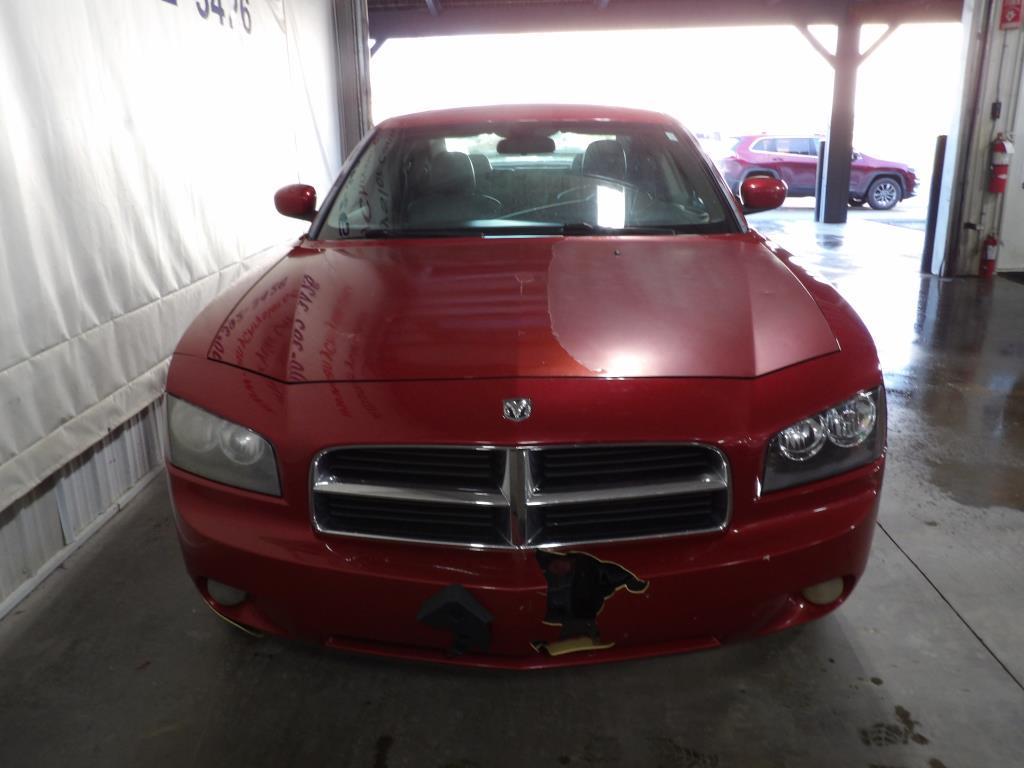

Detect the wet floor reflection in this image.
[761,217,1024,510]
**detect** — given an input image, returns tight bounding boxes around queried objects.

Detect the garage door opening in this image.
[369,22,963,277]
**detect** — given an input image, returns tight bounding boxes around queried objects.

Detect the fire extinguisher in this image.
[988,133,1015,194]
[980,234,999,277]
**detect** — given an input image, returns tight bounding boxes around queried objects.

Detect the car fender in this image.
[861,172,904,198]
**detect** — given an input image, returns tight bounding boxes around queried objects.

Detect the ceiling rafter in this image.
[799,21,902,69]
[368,0,962,40]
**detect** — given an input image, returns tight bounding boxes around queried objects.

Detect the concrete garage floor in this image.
[2,216,1023,768]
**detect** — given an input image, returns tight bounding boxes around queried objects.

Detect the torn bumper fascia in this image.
[170,458,881,669]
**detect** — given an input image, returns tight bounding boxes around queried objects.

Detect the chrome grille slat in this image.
[314,481,507,507]
[540,498,715,521]
[539,450,707,464]
[523,477,725,507]
[342,514,498,527]
[311,444,729,548]
[332,453,496,467]
[535,459,710,475]
[332,459,496,472]
[544,512,712,528]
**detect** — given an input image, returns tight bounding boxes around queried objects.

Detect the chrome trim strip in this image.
[504,448,528,547]
[314,480,506,507]
[524,476,726,507]
[310,443,731,550]
[309,525,518,550]
[526,518,730,549]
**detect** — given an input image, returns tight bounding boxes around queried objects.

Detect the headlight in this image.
[824,392,877,448]
[763,386,885,493]
[166,395,281,496]
[776,417,827,461]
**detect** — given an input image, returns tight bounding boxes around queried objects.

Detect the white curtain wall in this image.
[0,0,342,514]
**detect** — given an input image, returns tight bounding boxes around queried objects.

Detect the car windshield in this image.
[316,121,737,239]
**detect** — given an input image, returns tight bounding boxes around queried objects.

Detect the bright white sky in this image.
[371,22,963,175]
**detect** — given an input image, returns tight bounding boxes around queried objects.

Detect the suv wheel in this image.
[848,198,865,207]
[867,177,901,210]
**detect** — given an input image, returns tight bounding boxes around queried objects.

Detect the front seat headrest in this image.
[429,151,476,194]
[468,153,492,179]
[583,140,627,180]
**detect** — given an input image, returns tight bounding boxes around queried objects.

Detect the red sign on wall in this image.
[1001,0,1023,29]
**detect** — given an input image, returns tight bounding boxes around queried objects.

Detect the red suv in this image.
[719,135,918,210]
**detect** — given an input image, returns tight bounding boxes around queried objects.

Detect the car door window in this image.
[776,138,814,156]
[794,138,816,156]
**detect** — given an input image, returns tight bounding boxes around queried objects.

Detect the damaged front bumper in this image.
[169,457,882,669]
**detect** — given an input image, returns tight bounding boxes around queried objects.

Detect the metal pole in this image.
[821,9,859,223]
[922,135,947,274]
[814,139,827,222]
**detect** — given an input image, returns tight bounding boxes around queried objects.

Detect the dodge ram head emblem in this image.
[502,398,532,422]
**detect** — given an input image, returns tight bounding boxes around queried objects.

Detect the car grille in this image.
[313,493,510,546]
[315,447,504,492]
[530,445,721,492]
[312,445,729,548]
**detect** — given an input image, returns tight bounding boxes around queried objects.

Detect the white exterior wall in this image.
[0,401,165,618]
[997,30,1024,271]
[935,0,1024,274]
[0,0,343,615]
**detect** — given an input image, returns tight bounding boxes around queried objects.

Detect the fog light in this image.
[802,578,844,606]
[207,579,247,607]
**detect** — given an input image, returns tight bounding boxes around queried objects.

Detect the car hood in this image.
[206,234,839,382]
[858,153,911,172]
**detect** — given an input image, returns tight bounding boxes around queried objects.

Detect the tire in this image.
[848,198,866,207]
[866,177,901,210]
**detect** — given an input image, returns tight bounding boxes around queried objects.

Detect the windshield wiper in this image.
[352,223,682,239]
[559,222,680,236]
[358,227,483,239]
[358,225,557,239]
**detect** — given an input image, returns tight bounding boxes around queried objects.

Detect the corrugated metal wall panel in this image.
[0,483,65,602]
[57,452,106,544]
[0,399,165,615]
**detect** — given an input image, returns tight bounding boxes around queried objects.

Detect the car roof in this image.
[741,134,823,140]
[378,104,679,129]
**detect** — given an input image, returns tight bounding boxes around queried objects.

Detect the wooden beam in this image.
[799,25,837,67]
[852,0,960,25]
[858,23,899,63]
[368,0,962,40]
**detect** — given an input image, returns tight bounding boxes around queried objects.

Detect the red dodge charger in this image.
[166,105,885,668]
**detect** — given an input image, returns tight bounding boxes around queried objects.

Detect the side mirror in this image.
[851,151,861,161]
[274,184,317,221]
[739,176,787,214]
